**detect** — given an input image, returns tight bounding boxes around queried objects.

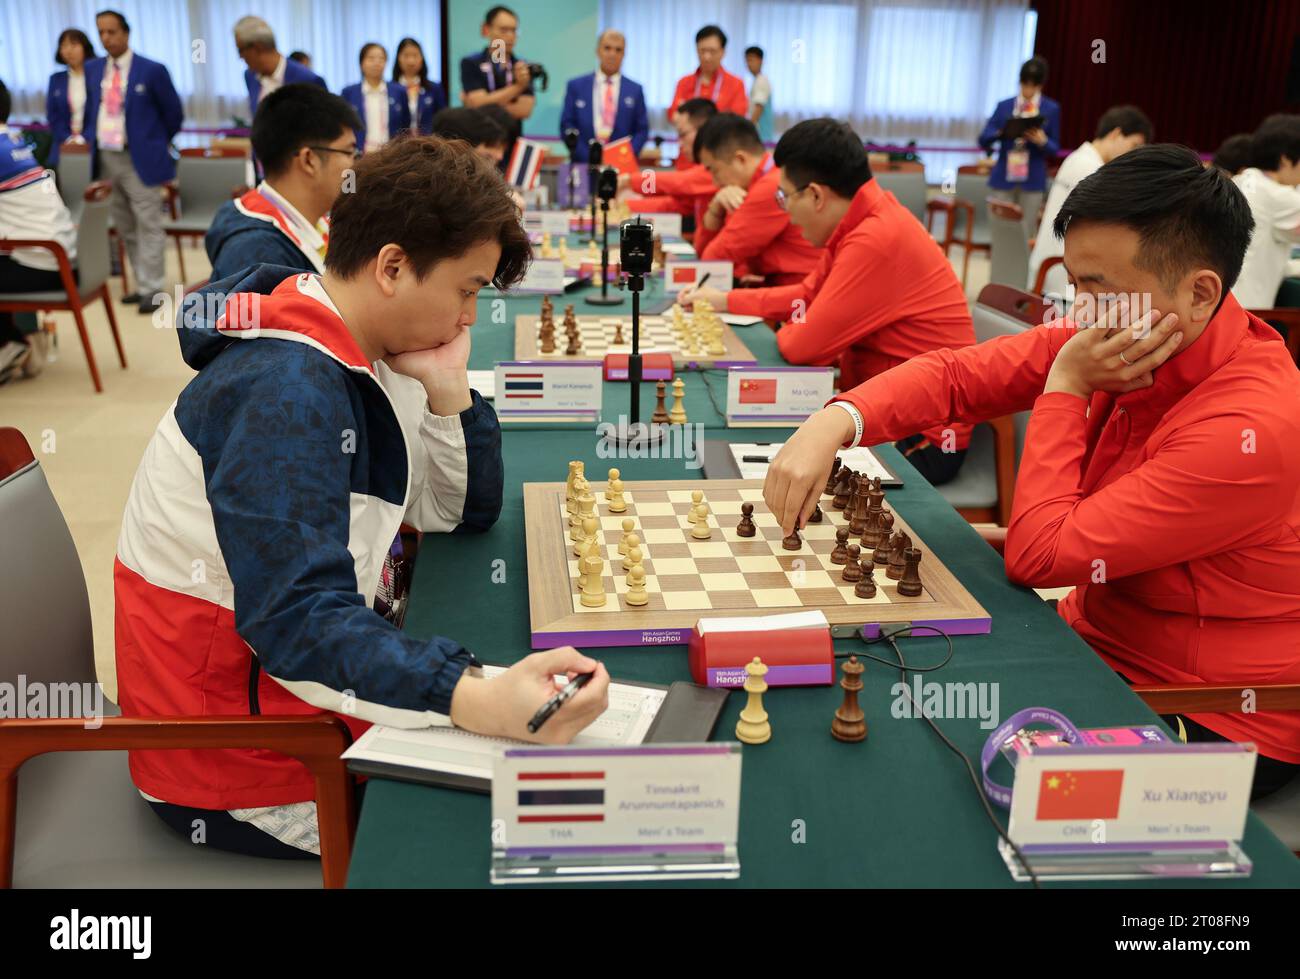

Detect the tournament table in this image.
[347,433,1300,888]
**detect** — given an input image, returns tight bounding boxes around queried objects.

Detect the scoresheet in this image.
[728,443,900,483]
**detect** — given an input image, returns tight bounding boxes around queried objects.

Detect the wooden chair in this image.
[986,197,1032,289]
[163,146,249,284]
[874,162,927,225]
[0,182,126,393]
[53,141,131,298]
[927,162,993,285]
[1246,307,1300,366]
[0,428,357,887]
[1032,256,1064,296]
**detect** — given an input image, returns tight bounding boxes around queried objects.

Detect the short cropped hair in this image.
[693,112,764,162]
[485,5,516,26]
[696,25,727,47]
[744,46,763,60]
[675,97,717,126]
[1249,113,1300,171]
[252,84,362,178]
[95,9,129,33]
[1053,143,1254,293]
[55,29,97,66]
[1019,56,1047,86]
[1095,105,1153,143]
[288,51,310,64]
[773,118,872,199]
[326,137,530,288]
[1211,133,1253,175]
[233,15,275,50]
[431,106,508,148]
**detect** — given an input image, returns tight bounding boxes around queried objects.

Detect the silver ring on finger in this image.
[1118,350,1134,366]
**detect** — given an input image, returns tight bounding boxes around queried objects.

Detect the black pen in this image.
[695,271,712,289]
[527,671,595,734]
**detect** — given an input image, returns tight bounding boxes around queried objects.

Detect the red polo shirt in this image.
[668,66,748,119]
[696,153,821,285]
[627,162,715,223]
[728,179,975,447]
[833,295,1300,763]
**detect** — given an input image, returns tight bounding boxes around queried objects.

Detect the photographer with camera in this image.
[459,5,537,165]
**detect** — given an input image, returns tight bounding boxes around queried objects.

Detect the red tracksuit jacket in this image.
[834,294,1300,762]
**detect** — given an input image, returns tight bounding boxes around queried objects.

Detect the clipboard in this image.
[998,114,1045,141]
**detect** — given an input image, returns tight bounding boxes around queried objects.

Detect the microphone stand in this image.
[600,266,663,448]
[584,194,624,307]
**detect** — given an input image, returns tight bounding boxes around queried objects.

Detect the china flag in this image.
[739,378,778,404]
[602,136,639,179]
[1035,769,1124,820]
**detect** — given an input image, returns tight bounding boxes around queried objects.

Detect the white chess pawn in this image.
[625,564,649,607]
[623,541,643,573]
[605,468,620,502]
[608,477,627,513]
[691,502,712,540]
[618,518,635,556]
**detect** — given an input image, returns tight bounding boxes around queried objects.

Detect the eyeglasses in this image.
[775,183,811,211]
[308,145,362,161]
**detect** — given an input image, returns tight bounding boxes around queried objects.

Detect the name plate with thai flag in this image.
[511,258,565,295]
[490,743,742,884]
[522,210,572,236]
[664,259,733,291]
[725,366,835,427]
[494,361,602,423]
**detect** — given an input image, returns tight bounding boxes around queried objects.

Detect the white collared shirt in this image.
[362,80,389,152]
[593,70,621,142]
[258,54,288,103]
[96,48,133,148]
[258,180,327,273]
[399,76,422,125]
[1029,140,1103,298]
[1232,168,1300,309]
[67,69,86,135]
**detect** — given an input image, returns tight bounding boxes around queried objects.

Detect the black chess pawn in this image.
[782,529,803,551]
[823,459,842,497]
[872,511,894,564]
[736,502,756,538]
[808,504,823,523]
[830,527,851,565]
[854,562,877,599]
[841,545,863,582]
[897,547,923,597]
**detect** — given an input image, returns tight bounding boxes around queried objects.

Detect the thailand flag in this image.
[506,138,547,190]
[502,371,545,398]
[515,769,606,823]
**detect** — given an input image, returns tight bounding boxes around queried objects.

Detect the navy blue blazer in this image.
[978,95,1060,191]
[45,69,83,166]
[340,82,412,151]
[402,80,448,135]
[244,58,327,121]
[559,73,649,163]
[83,53,184,186]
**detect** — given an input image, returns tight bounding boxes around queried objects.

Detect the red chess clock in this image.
[688,622,835,688]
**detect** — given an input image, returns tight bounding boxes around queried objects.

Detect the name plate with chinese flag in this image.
[1007,743,1255,849]
[664,260,733,291]
[493,361,603,423]
[725,366,835,427]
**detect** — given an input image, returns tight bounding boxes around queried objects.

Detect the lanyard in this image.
[980,706,1084,807]
[693,67,723,99]
[482,56,513,93]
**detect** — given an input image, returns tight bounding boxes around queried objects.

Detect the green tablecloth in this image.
[347,433,1300,888]
[473,248,782,430]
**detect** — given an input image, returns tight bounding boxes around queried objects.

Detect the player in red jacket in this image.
[667,25,748,121]
[764,144,1300,799]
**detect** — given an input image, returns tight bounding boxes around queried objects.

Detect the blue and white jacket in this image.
[114,265,503,809]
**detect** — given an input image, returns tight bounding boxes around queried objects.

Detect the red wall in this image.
[1031,0,1300,153]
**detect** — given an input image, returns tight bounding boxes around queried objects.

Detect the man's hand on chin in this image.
[383,328,473,415]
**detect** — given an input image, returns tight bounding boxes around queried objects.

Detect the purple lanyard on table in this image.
[980,706,1084,807]
[482,58,513,93]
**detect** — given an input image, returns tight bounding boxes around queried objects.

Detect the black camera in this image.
[619,218,654,277]
[588,139,603,166]
[524,63,548,91]
[562,128,580,153]
[597,167,618,201]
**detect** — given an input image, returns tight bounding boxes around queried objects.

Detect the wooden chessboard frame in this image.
[524,478,991,649]
[513,313,758,369]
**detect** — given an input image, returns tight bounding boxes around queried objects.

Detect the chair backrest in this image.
[973,284,1043,462]
[0,429,96,693]
[955,168,992,244]
[176,155,249,217]
[986,197,1030,289]
[73,183,113,292]
[875,169,927,225]
[56,152,92,223]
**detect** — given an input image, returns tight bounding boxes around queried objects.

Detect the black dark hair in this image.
[1053,143,1254,293]
[696,25,727,48]
[431,106,508,148]
[252,84,362,177]
[773,118,872,199]
[1249,113,1300,171]
[288,50,310,64]
[744,46,763,60]
[393,38,429,86]
[0,80,10,123]
[693,112,763,163]
[359,42,386,69]
[1019,56,1047,86]
[1212,133,1253,175]
[675,97,717,125]
[55,29,97,67]
[484,5,517,26]
[1094,104,1153,143]
[95,9,129,33]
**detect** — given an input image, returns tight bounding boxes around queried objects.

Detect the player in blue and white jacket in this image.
[114,136,610,857]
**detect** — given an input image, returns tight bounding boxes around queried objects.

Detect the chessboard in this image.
[514,299,757,369]
[524,476,991,649]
